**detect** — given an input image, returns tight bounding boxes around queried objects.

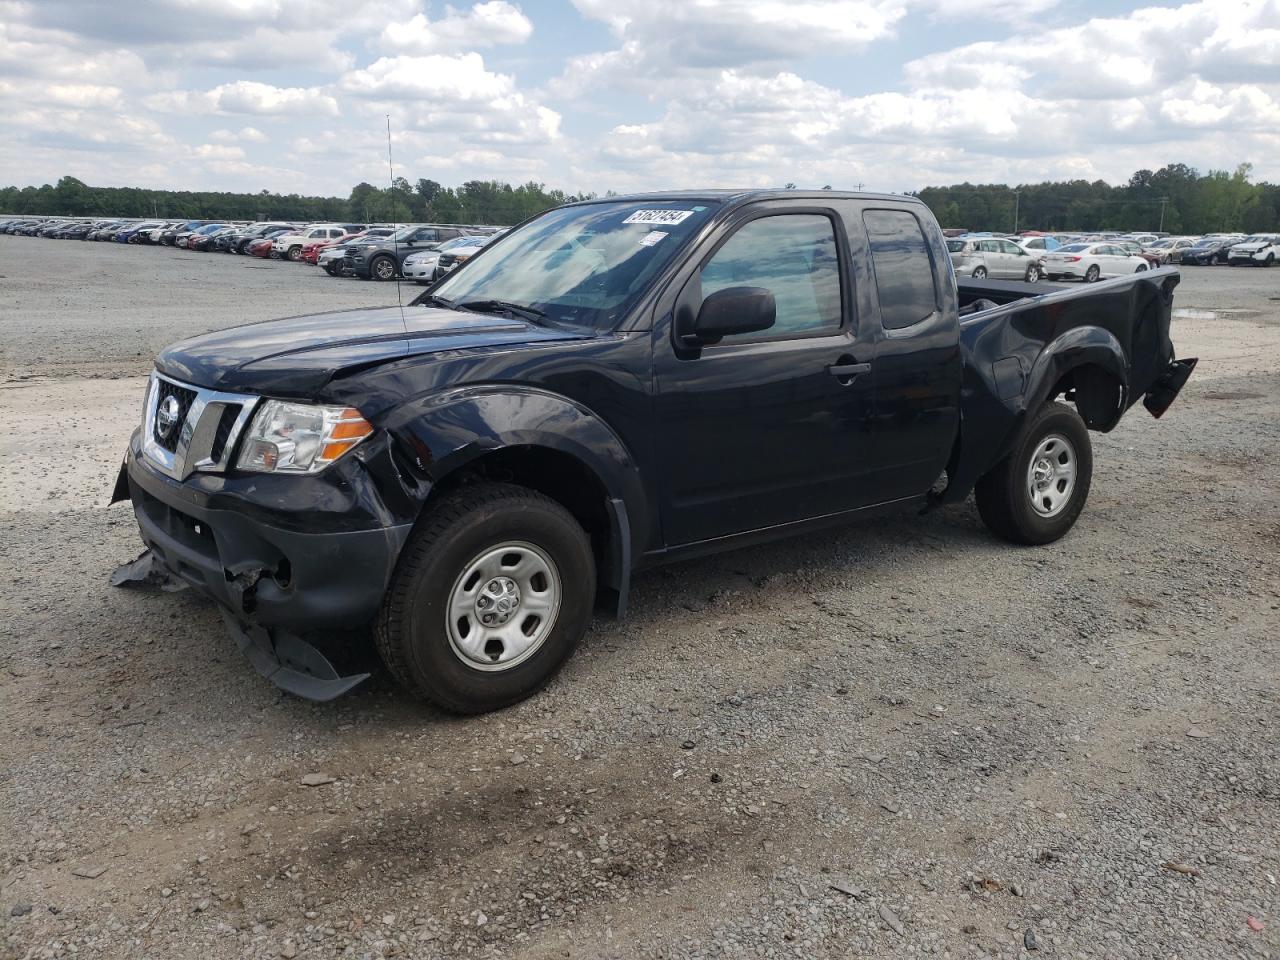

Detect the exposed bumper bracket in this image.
[1143,356,1198,419]
[220,610,371,702]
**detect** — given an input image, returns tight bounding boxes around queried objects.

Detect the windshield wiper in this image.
[417,294,459,310]
[459,299,548,324]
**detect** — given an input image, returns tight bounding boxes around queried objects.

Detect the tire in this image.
[1267,254,1276,267]
[287,245,303,262]
[1024,264,1042,283]
[971,266,988,279]
[975,401,1093,546]
[323,263,340,276]
[1084,265,1100,282]
[370,255,397,281]
[375,482,596,713]
[1135,262,1147,272]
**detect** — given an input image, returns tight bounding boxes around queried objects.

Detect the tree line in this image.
[3,162,1277,234]
[0,176,595,227]
[915,163,1279,234]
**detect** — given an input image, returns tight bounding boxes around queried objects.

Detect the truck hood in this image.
[154,305,589,396]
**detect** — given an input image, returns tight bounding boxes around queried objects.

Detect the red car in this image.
[246,237,276,258]
[301,232,357,264]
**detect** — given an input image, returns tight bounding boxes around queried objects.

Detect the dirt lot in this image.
[1,237,1277,960]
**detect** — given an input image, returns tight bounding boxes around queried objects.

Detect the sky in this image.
[0,0,1277,197]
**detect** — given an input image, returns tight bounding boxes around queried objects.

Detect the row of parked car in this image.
[0,215,505,283]
[945,229,1280,283]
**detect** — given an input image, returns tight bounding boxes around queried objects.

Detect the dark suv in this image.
[343,224,473,280]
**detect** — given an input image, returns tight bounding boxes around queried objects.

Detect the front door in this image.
[653,207,879,546]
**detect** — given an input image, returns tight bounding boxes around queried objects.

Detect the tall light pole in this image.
[1158,196,1169,231]
[1013,190,1020,234]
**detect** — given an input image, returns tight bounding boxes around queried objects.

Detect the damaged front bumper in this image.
[114,430,413,698]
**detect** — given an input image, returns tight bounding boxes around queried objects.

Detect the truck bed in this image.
[940,267,1188,504]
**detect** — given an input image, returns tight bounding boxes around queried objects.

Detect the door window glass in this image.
[863,210,940,330]
[699,214,842,339]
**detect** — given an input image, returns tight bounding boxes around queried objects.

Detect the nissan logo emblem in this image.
[156,395,181,438]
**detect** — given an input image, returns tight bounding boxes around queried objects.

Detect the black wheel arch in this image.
[376,386,647,617]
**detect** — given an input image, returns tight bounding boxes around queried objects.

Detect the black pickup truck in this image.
[112,191,1194,712]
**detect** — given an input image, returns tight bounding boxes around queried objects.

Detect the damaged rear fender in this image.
[1026,326,1129,431]
[939,324,1128,506]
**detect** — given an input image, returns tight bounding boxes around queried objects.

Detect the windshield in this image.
[429,200,719,329]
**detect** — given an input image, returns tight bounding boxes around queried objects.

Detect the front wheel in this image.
[375,483,596,713]
[975,401,1093,545]
[370,255,397,281]
[1024,264,1042,283]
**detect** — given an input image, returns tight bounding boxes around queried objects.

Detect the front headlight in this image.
[237,400,374,474]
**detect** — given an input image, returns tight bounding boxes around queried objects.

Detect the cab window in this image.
[863,209,940,331]
[699,214,842,341]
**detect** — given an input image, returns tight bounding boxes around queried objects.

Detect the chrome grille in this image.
[142,372,258,480]
[152,379,197,452]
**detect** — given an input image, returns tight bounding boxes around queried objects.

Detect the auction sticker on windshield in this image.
[623,209,694,225]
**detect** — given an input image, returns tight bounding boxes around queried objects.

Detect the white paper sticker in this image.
[638,231,668,247]
[623,209,693,225]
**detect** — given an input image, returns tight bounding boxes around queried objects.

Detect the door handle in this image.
[828,361,871,383]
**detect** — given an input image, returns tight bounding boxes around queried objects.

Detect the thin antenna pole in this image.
[387,115,404,314]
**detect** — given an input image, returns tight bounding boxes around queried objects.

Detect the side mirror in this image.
[690,286,776,343]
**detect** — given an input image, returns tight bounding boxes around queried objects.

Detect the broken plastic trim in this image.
[220,611,370,702]
[110,548,189,593]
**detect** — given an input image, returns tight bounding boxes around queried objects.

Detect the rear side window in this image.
[863,210,939,330]
[699,214,842,340]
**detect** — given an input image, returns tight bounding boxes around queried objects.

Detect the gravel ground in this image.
[1,237,1277,960]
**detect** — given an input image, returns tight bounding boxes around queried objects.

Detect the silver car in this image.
[948,236,1044,282]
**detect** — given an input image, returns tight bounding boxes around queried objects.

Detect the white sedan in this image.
[1043,242,1151,282]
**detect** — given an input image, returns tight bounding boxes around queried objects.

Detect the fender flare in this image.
[381,385,646,614]
[1024,325,1129,430]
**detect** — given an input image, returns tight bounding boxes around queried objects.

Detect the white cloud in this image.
[147,81,340,116]
[211,126,269,143]
[341,53,514,101]
[193,143,245,160]
[380,2,533,55]
[555,0,907,96]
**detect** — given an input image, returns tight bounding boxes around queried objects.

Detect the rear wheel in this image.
[375,483,595,713]
[975,401,1093,545]
[971,266,988,279]
[1084,265,1100,282]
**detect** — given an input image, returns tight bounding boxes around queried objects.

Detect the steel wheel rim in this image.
[1026,433,1076,518]
[445,541,561,672]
